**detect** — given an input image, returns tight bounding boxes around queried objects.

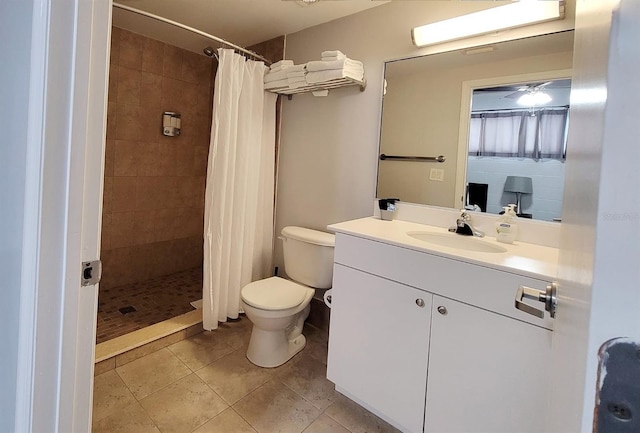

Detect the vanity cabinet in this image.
[425,295,551,433]
[328,264,433,433]
[327,232,553,433]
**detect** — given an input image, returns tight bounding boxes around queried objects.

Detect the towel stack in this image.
[264,61,308,90]
[269,59,293,73]
[305,50,364,84]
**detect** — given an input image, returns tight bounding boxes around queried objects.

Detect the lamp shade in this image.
[504,176,533,194]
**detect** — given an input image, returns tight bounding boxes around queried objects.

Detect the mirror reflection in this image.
[466,78,570,221]
[377,31,574,221]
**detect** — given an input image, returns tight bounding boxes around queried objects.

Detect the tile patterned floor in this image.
[96,267,203,344]
[93,317,401,433]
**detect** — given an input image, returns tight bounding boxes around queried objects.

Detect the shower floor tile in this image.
[96,267,203,344]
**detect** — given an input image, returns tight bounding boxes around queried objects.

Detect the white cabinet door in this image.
[425,296,552,433]
[328,264,432,433]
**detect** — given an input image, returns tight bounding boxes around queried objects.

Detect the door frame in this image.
[14,0,112,431]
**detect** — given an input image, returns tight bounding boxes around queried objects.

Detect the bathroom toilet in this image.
[241,226,335,368]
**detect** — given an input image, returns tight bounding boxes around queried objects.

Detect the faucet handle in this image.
[459,209,470,221]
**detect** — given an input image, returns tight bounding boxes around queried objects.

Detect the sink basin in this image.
[406,231,507,253]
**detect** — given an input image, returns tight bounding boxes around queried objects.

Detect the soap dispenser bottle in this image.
[495,204,518,244]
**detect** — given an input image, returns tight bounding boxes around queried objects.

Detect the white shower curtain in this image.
[203,49,277,330]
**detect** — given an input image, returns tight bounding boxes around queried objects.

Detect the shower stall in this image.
[96,25,216,343]
[97,10,284,344]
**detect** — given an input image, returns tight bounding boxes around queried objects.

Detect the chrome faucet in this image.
[450,210,484,237]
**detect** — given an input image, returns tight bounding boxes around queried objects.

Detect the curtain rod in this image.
[112,2,272,65]
[471,105,569,114]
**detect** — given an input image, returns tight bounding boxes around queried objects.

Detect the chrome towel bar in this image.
[379,154,446,163]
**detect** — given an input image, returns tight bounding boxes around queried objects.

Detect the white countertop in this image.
[328,217,559,280]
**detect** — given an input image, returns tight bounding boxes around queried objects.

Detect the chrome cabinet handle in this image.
[515,282,557,319]
[437,306,447,315]
[416,298,425,308]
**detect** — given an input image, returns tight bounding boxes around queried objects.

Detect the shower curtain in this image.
[203,49,277,330]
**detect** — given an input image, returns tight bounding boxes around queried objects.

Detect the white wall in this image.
[0,1,34,430]
[467,157,565,221]
[276,1,575,271]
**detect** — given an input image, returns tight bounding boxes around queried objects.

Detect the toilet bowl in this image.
[242,277,315,367]
[240,226,335,368]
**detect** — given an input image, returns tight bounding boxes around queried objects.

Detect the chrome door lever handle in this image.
[515,282,557,319]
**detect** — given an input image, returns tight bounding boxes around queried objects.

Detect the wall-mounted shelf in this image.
[266,76,366,97]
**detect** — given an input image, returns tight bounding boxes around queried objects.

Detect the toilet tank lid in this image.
[281,226,335,247]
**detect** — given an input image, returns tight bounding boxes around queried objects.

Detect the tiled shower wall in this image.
[101,27,215,289]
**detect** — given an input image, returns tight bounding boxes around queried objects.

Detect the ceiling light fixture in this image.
[517,91,552,106]
[411,1,564,48]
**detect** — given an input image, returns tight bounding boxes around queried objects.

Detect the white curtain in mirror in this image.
[203,49,277,330]
[469,108,568,159]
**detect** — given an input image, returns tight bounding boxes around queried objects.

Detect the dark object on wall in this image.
[595,338,640,432]
[467,183,488,212]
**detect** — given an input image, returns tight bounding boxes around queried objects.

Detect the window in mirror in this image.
[466,78,570,221]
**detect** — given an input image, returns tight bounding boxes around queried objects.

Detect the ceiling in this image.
[112,0,389,55]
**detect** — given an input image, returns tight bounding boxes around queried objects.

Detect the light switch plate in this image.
[429,168,444,182]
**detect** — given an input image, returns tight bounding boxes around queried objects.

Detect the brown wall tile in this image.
[106,102,117,140]
[116,65,141,105]
[163,44,183,80]
[142,38,165,75]
[103,176,114,214]
[140,72,163,109]
[139,109,164,142]
[111,211,137,249]
[110,27,121,66]
[112,176,137,213]
[108,65,118,103]
[104,139,115,177]
[114,139,140,177]
[104,27,215,290]
[137,141,176,177]
[181,51,212,85]
[101,213,112,251]
[115,103,142,141]
[119,30,144,70]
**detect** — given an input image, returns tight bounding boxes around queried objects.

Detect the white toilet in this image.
[241,226,335,368]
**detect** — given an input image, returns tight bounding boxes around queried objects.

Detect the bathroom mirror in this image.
[377,31,574,221]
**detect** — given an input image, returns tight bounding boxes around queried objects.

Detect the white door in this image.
[12,0,112,431]
[425,296,551,433]
[327,264,433,433]
[550,0,640,431]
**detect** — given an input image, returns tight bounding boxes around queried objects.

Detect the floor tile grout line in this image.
[184,404,230,433]
[321,402,356,433]
[227,406,259,433]
[116,347,193,402]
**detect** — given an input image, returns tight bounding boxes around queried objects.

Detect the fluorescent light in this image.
[517,91,552,106]
[411,1,564,47]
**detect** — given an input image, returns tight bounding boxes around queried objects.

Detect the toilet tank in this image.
[281,226,335,289]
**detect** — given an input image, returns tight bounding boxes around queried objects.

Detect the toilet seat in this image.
[241,277,311,310]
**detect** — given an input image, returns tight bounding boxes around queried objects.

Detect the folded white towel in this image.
[287,76,307,85]
[264,78,289,90]
[270,59,293,70]
[288,79,308,89]
[321,50,346,59]
[306,68,364,84]
[264,69,289,83]
[268,65,289,73]
[322,56,341,62]
[307,58,364,72]
[286,70,306,78]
